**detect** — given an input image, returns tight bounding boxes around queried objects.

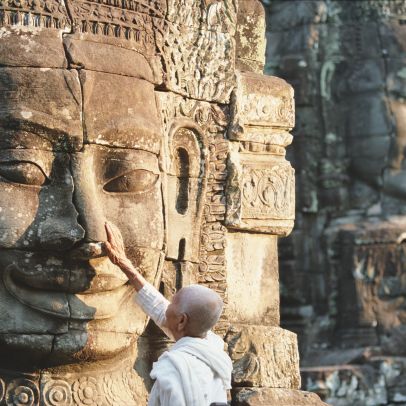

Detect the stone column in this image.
[224,3,327,405]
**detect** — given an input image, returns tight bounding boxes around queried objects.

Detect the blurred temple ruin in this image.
[263,1,406,405]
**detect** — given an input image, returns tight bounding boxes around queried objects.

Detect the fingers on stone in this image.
[105,222,114,242]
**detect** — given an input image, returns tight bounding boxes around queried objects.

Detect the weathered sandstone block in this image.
[226,325,301,389]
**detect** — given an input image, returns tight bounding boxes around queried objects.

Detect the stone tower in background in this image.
[0,0,325,405]
[264,0,406,404]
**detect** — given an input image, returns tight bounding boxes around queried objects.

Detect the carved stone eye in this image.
[103,169,158,194]
[0,161,48,187]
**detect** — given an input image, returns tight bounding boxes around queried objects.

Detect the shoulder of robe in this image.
[152,357,181,387]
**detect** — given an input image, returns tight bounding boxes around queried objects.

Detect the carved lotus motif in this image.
[5,379,39,406]
[43,380,72,406]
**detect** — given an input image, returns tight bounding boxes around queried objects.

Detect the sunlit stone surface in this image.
[0,0,326,404]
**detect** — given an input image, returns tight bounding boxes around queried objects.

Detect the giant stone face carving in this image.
[0,1,321,405]
[0,22,165,376]
[0,1,180,402]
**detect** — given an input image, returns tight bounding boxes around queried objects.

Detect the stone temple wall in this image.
[263,1,406,405]
[0,0,326,405]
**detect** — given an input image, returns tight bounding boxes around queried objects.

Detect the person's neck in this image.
[174,331,207,341]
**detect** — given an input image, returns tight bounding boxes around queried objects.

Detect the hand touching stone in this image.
[104,222,130,268]
[104,222,146,291]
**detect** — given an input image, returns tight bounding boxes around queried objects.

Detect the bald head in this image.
[173,285,223,337]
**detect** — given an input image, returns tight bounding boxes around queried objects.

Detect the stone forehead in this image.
[0,1,178,152]
[0,67,162,153]
[0,28,160,83]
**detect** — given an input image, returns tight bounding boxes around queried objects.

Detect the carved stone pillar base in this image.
[225,325,301,389]
[232,388,329,406]
[226,325,328,406]
[0,359,147,406]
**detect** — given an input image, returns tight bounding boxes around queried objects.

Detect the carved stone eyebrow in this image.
[0,149,54,177]
[0,67,84,150]
[102,150,161,181]
[0,120,83,152]
[86,123,162,154]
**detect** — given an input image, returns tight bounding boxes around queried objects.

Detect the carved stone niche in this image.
[336,219,406,347]
[226,71,296,236]
[165,124,209,262]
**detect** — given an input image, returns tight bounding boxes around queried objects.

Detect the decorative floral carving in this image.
[72,377,102,406]
[241,94,295,129]
[241,164,295,220]
[225,154,295,235]
[0,365,141,406]
[166,0,237,33]
[158,22,235,103]
[0,0,70,29]
[158,92,229,328]
[5,378,39,406]
[225,326,301,389]
[101,368,137,405]
[225,327,262,385]
[43,380,72,406]
[156,0,237,102]
[66,0,164,53]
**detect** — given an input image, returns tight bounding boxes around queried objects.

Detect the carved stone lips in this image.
[10,256,129,293]
[1,245,134,320]
[2,244,128,293]
[3,265,135,320]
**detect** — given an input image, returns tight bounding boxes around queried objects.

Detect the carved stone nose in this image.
[38,217,85,250]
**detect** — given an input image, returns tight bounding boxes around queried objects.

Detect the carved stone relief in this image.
[226,72,295,236]
[225,325,301,389]
[0,360,145,406]
[156,1,238,103]
[0,0,323,405]
[0,0,70,30]
[156,91,230,333]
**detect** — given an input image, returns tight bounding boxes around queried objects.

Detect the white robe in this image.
[135,283,233,406]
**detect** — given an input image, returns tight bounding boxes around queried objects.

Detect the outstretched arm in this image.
[103,222,171,337]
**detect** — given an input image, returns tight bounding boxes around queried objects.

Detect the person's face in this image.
[165,294,189,340]
[0,65,165,367]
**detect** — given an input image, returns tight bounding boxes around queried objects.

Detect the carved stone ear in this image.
[166,124,208,262]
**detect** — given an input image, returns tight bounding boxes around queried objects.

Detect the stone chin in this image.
[0,283,148,367]
[0,329,142,370]
[0,248,161,367]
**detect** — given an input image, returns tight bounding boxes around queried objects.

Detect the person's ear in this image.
[177,313,189,332]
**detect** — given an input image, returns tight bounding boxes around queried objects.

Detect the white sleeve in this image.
[134,283,172,338]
